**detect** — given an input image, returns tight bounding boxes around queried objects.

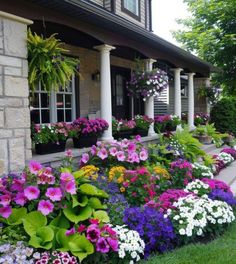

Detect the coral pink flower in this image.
[81,153,89,164]
[65,181,76,195]
[139,150,148,161]
[0,194,11,206]
[97,148,108,160]
[65,149,73,158]
[14,193,27,206]
[24,186,40,200]
[117,151,125,161]
[29,160,42,175]
[45,187,63,202]
[60,172,75,183]
[0,206,12,218]
[38,200,54,215]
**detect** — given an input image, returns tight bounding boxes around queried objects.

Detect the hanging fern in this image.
[27,29,79,92]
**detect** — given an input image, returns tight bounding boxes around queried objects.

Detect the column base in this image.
[188,125,196,132]
[148,125,157,137]
[176,124,183,131]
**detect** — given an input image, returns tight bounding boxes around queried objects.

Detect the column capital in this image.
[170,68,183,73]
[144,58,156,64]
[186,72,196,77]
[94,44,116,53]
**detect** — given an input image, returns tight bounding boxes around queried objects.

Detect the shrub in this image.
[210,98,236,135]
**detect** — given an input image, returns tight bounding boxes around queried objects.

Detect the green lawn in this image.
[142,221,236,264]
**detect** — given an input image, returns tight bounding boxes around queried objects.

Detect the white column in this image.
[171,68,183,118]
[144,58,156,136]
[187,73,196,130]
[94,44,115,141]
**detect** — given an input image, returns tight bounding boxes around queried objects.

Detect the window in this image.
[122,0,140,19]
[181,84,188,98]
[30,76,76,124]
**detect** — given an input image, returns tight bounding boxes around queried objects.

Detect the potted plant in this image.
[112,118,136,139]
[127,68,169,101]
[31,122,69,154]
[134,115,153,137]
[70,117,108,148]
[154,115,180,133]
[166,115,181,131]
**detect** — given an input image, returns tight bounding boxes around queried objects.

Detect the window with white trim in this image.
[123,0,139,16]
[30,76,76,124]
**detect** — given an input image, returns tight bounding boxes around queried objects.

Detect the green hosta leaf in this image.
[23,211,47,236]
[6,208,27,226]
[88,197,107,209]
[68,234,94,262]
[63,205,92,224]
[56,228,71,251]
[79,183,108,198]
[29,226,54,249]
[72,195,88,208]
[73,170,85,179]
[50,212,70,229]
[93,210,110,223]
[60,167,72,173]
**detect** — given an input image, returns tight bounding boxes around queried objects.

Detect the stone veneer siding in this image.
[0,12,32,174]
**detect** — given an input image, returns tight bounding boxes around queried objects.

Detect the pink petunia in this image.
[91,145,97,156]
[127,142,136,153]
[116,151,126,161]
[139,150,148,161]
[14,193,27,206]
[38,200,54,215]
[0,194,11,206]
[81,153,89,164]
[0,206,12,218]
[135,135,142,141]
[24,186,40,201]
[109,147,118,157]
[65,227,76,236]
[65,149,73,158]
[65,181,76,195]
[37,167,55,185]
[45,187,63,202]
[97,148,108,160]
[28,160,42,175]
[96,237,110,253]
[60,172,75,183]
[129,152,140,163]
[107,237,119,251]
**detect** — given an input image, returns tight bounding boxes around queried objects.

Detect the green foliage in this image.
[29,226,54,249]
[79,183,109,198]
[173,127,205,162]
[5,208,27,226]
[173,0,236,94]
[28,29,79,92]
[23,211,47,236]
[63,204,93,224]
[210,97,236,135]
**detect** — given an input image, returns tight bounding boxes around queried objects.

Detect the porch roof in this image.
[29,0,217,76]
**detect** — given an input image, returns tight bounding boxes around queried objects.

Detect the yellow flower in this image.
[120,187,126,192]
[80,165,99,180]
[153,166,171,179]
[108,166,126,182]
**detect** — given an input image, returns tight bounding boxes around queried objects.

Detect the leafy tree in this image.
[173,0,236,95]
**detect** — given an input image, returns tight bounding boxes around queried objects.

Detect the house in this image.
[0,0,215,173]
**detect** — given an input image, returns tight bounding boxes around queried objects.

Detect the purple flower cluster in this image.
[154,115,171,123]
[208,189,236,206]
[221,148,236,159]
[123,207,176,256]
[71,117,108,137]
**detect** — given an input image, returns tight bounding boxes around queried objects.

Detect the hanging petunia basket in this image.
[127,68,169,101]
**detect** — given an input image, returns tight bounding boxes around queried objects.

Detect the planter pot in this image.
[223,135,235,145]
[73,135,98,148]
[154,124,166,133]
[134,128,148,137]
[195,135,212,144]
[113,130,133,140]
[165,123,177,132]
[35,141,66,155]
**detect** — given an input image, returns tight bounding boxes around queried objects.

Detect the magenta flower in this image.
[91,145,97,155]
[135,135,142,141]
[139,150,148,161]
[107,237,118,251]
[81,153,89,164]
[29,160,42,175]
[24,186,40,201]
[65,181,76,195]
[97,148,108,160]
[127,142,136,153]
[11,179,24,192]
[117,151,126,161]
[38,200,54,215]
[46,187,63,201]
[129,152,140,163]
[0,206,12,218]
[0,194,11,206]
[86,224,101,242]
[14,193,27,206]
[65,227,76,236]
[38,167,55,185]
[109,147,118,156]
[96,237,110,253]
[60,172,75,183]
[65,149,73,158]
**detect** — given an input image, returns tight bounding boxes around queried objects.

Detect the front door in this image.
[111,66,131,120]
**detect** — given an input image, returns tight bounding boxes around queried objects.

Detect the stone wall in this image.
[0,12,32,174]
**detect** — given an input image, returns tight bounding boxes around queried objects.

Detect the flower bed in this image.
[1,134,236,263]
